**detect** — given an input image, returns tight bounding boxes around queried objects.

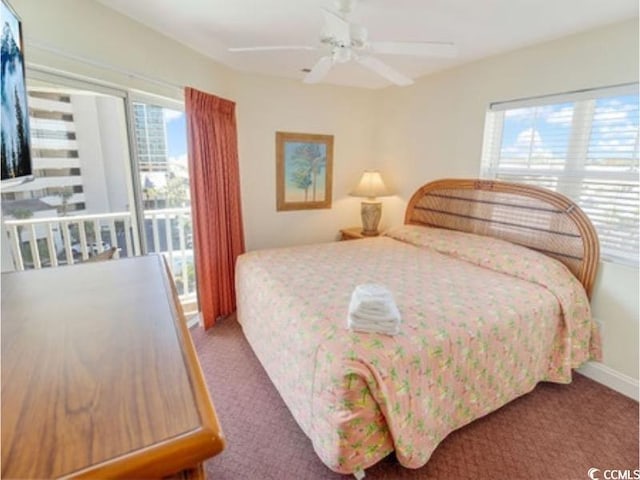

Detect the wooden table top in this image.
[1,255,224,479]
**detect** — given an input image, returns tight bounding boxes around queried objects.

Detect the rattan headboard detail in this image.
[405,179,600,298]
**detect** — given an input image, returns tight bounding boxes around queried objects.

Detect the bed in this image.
[235,179,601,475]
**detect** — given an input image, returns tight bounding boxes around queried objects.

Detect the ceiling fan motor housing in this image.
[332,44,352,63]
[335,0,357,15]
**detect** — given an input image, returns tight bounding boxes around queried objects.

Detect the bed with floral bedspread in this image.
[235,219,600,474]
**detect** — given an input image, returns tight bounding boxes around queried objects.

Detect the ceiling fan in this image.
[228,0,457,86]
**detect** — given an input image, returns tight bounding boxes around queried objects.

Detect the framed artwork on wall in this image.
[276,131,333,211]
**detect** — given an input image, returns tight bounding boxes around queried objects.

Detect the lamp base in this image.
[360,201,382,236]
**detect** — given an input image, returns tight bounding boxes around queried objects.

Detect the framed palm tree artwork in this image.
[276,131,333,211]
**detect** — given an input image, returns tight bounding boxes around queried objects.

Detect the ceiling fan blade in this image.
[228,46,316,52]
[355,56,413,86]
[303,56,334,84]
[370,41,457,58]
[321,7,350,43]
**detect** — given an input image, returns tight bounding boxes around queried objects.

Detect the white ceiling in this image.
[97,0,638,89]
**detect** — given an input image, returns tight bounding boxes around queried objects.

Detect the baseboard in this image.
[186,312,201,329]
[578,361,639,401]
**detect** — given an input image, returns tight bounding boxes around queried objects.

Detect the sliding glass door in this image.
[129,95,197,316]
[2,72,140,266]
[1,70,197,316]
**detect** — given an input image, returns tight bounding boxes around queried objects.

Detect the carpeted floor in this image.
[191,317,639,480]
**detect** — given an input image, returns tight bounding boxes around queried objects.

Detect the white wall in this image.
[96,97,133,213]
[11,0,233,101]
[373,19,639,381]
[232,72,375,250]
[72,95,110,213]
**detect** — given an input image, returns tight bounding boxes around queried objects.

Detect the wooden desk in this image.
[1,255,224,479]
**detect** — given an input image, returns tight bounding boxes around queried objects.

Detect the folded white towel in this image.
[348,317,400,335]
[355,300,391,315]
[353,284,395,303]
[349,284,399,317]
[348,300,401,323]
[347,283,401,335]
[354,284,393,296]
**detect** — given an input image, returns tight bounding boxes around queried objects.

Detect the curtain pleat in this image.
[185,87,245,329]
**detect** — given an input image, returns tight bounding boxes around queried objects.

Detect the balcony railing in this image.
[3,208,196,311]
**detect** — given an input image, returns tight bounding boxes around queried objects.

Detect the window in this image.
[481,84,639,265]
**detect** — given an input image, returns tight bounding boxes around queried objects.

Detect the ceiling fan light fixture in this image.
[333,46,351,63]
[349,23,367,44]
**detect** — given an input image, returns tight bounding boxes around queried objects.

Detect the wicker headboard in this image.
[405,179,600,297]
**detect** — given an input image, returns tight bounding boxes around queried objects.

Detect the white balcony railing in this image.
[142,208,196,310]
[3,207,196,308]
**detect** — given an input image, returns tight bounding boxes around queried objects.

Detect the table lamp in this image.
[350,170,392,236]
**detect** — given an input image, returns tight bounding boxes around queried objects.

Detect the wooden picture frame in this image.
[276,131,333,211]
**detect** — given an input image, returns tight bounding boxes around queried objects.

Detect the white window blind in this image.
[481,84,639,265]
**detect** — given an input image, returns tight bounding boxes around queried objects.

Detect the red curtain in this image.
[185,87,245,329]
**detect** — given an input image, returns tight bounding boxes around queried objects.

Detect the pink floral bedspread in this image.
[235,225,600,474]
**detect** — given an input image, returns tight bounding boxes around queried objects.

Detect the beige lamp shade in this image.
[350,170,392,199]
[350,170,392,236]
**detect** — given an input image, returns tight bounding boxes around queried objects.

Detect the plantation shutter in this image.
[481,83,639,265]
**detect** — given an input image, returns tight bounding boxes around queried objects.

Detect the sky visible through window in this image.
[164,110,187,160]
[588,95,638,164]
[487,92,639,264]
[500,95,639,166]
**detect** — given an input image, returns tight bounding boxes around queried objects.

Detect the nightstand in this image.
[339,227,380,241]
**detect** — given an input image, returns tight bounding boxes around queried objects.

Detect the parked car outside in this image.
[58,241,111,260]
